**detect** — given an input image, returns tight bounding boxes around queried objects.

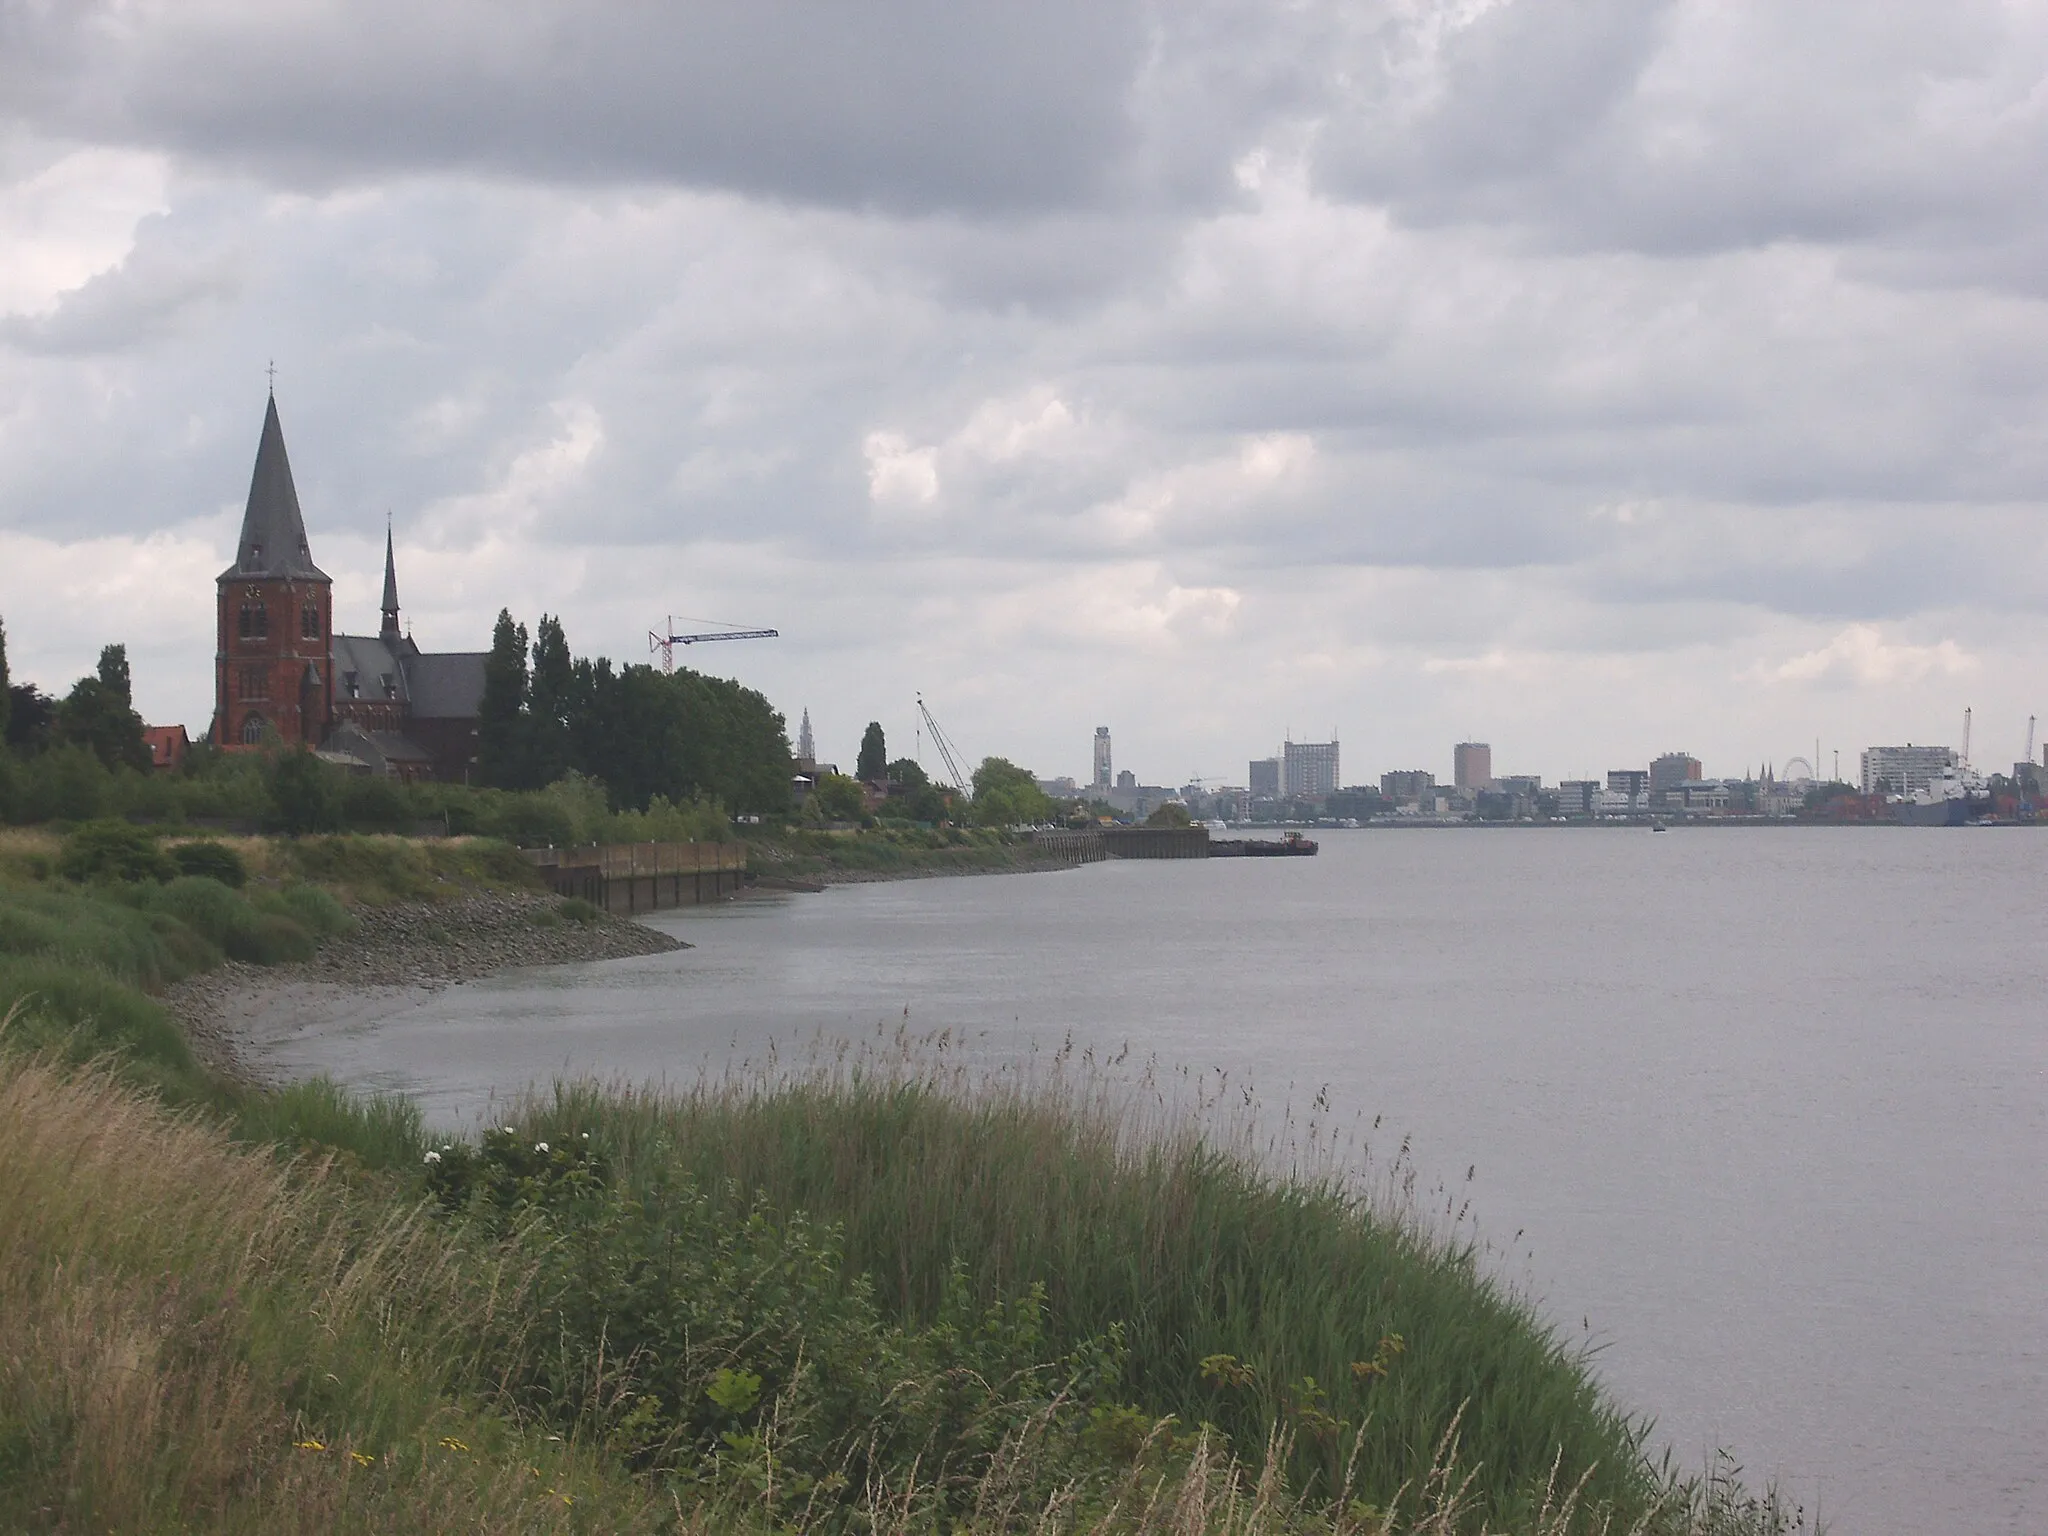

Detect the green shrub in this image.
[57,819,174,883]
[427,1127,1121,1518]
[227,912,315,965]
[170,839,247,887]
[0,955,195,1083]
[144,875,250,948]
[339,774,412,830]
[254,882,354,939]
[557,896,601,924]
[0,885,209,988]
[16,743,109,823]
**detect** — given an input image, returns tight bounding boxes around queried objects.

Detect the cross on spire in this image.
[266,359,276,394]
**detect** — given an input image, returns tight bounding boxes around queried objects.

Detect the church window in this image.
[239,665,268,700]
[301,603,320,639]
[238,602,269,641]
[240,713,268,745]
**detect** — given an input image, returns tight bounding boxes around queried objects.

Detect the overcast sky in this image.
[5,1,2047,787]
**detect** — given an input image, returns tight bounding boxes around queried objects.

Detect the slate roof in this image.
[405,651,487,718]
[330,632,487,720]
[219,395,330,583]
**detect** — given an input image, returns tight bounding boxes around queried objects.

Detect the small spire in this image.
[380,521,400,639]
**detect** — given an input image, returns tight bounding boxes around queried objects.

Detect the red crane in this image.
[647,616,779,675]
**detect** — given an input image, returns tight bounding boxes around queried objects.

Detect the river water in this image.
[251,828,2047,1534]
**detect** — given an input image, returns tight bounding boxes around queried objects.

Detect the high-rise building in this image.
[1556,780,1600,816]
[1649,752,1702,805]
[1248,757,1281,798]
[1092,726,1112,790]
[1453,742,1493,791]
[1606,769,1649,806]
[797,708,816,766]
[1860,744,1957,796]
[1381,769,1435,806]
[1282,740,1340,799]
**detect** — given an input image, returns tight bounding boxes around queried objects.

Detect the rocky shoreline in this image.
[162,890,685,1083]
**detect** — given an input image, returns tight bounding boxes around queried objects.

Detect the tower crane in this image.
[647,615,779,675]
[915,693,972,795]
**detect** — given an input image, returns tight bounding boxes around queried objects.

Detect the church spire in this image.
[380,520,400,639]
[219,393,329,583]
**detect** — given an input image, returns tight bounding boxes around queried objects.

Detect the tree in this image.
[6,684,54,751]
[1144,801,1193,828]
[478,609,531,788]
[856,721,887,783]
[528,613,573,786]
[0,616,11,744]
[970,756,1054,828]
[270,747,344,834]
[808,772,866,823]
[58,644,149,772]
[886,757,928,789]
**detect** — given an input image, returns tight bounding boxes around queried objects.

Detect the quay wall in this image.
[521,840,747,915]
[1030,827,1211,861]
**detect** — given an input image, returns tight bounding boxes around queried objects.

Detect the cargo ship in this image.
[1894,765,1985,827]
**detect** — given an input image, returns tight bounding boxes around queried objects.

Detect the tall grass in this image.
[519,1040,1661,1530]
[0,1033,668,1534]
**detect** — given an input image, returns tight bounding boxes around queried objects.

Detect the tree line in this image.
[476,611,791,815]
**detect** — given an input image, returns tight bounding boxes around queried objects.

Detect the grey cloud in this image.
[3,1,1154,214]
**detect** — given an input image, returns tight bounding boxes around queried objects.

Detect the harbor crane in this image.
[915,693,973,796]
[647,615,779,675]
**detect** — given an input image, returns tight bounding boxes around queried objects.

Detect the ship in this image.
[1893,764,1985,827]
[1210,831,1319,857]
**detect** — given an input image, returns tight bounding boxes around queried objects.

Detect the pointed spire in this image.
[380,519,400,638]
[220,394,329,583]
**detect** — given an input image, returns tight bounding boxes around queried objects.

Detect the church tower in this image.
[214,395,333,748]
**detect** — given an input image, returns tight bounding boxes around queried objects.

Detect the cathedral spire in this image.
[380,520,400,639]
[220,393,329,583]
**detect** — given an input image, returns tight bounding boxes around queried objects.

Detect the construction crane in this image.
[2028,715,2037,766]
[915,693,972,795]
[647,615,778,675]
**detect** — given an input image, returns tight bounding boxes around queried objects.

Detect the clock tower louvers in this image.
[213,395,333,749]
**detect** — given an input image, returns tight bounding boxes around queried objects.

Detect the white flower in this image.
[534,1142,550,1153]
[423,1150,442,1164]
[503,1126,516,1134]
[581,1132,590,1140]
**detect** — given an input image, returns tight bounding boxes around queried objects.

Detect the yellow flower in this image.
[438,1436,471,1453]
[350,1450,375,1467]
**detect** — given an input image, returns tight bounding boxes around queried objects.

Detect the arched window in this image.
[240,713,268,745]
[300,603,320,640]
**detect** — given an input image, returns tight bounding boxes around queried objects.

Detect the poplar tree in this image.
[0,616,11,744]
[477,609,531,788]
[856,721,887,783]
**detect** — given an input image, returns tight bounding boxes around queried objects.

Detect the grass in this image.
[752,825,1056,880]
[519,1043,1663,1530]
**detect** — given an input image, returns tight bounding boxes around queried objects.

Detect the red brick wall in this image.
[214,577,333,748]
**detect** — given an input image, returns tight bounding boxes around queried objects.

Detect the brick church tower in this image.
[213,395,333,748]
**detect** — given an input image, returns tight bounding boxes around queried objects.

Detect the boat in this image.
[1893,764,1985,827]
[1210,831,1318,857]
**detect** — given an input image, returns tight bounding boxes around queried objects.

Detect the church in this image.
[211,395,486,782]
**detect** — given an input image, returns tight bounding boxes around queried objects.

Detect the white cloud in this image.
[0,145,169,316]
[1750,623,1978,689]
[863,431,940,509]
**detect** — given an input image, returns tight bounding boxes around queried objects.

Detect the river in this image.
[248,827,2047,1534]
